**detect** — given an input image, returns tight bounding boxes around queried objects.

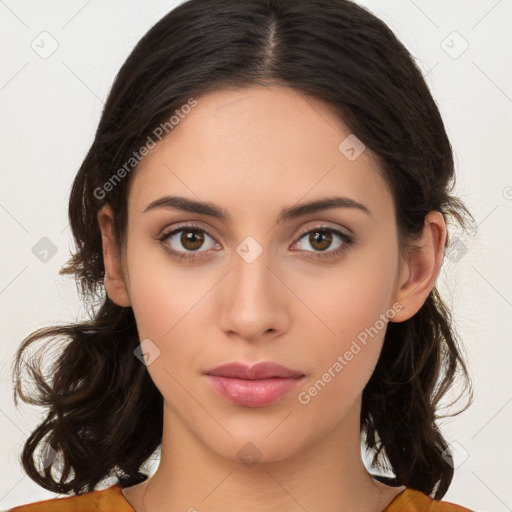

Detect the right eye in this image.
[157,223,221,261]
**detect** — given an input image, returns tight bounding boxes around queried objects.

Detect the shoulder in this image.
[7,484,134,512]
[384,488,474,512]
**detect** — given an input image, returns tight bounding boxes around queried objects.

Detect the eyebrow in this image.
[142,195,372,222]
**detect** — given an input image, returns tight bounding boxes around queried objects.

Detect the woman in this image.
[10,0,475,510]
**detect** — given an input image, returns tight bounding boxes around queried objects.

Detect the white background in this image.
[1,1,511,511]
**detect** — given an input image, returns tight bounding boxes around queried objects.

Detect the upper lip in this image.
[205,362,304,380]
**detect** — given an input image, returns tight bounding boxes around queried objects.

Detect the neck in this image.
[124,398,405,512]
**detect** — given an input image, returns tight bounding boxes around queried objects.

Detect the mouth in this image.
[204,361,305,408]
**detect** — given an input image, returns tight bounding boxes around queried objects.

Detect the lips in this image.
[204,362,305,408]
[205,361,304,380]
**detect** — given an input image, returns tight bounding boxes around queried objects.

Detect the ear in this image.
[390,211,447,322]
[97,204,131,308]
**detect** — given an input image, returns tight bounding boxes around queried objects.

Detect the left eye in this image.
[293,227,352,255]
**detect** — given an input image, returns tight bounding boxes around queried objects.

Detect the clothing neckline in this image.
[115,482,413,511]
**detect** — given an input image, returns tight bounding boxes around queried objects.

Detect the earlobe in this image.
[390,211,447,323]
[97,204,131,308]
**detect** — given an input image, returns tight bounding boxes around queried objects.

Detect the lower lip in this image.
[205,375,305,407]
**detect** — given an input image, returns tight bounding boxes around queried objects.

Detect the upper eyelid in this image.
[295,223,351,238]
[159,222,219,242]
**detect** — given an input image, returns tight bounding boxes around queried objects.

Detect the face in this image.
[113,85,408,463]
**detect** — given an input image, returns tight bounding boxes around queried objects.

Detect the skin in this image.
[98,85,446,512]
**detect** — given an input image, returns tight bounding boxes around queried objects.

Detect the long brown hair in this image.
[13,0,473,499]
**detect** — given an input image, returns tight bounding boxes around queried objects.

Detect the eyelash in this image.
[157,222,355,262]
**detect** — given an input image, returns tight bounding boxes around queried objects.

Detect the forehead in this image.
[128,85,393,224]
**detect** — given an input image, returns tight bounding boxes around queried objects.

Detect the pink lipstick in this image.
[204,362,305,407]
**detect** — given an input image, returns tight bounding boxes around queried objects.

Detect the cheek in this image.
[297,245,398,343]
[293,241,398,400]
[295,287,389,421]
[125,241,220,388]
[126,258,206,407]
[125,235,210,339]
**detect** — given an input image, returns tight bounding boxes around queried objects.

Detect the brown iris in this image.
[308,230,332,251]
[181,229,205,251]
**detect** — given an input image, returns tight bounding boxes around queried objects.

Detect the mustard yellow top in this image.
[8,484,474,511]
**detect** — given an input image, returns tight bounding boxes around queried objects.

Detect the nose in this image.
[218,246,290,342]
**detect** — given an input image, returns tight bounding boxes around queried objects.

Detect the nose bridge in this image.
[231,240,277,309]
[219,238,288,339]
